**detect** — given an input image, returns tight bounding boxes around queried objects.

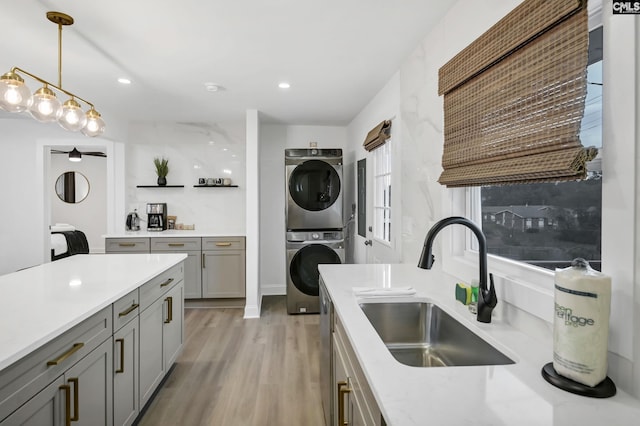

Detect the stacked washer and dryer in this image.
[285,149,345,314]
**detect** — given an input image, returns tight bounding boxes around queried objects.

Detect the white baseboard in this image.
[261,283,286,296]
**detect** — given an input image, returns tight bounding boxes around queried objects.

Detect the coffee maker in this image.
[146,203,167,231]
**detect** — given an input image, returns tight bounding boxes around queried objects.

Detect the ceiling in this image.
[0,0,455,129]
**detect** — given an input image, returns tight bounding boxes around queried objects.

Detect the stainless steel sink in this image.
[359,302,514,367]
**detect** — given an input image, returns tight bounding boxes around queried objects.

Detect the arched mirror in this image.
[55,171,90,203]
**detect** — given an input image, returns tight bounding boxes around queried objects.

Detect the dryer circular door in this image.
[289,160,341,211]
[289,244,342,296]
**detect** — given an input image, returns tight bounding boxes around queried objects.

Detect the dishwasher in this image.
[319,278,333,426]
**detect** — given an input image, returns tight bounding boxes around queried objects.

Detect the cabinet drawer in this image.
[139,263,184,311]
[0,306,112,422]
[106,238,150,253]
[202,237,245,251]
[113,289,140,332]
[150,237,202,252]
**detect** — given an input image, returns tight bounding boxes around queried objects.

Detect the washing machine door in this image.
[289,244,342,296]
[289,159,341,209]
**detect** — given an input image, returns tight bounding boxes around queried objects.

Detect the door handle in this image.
[364,240,372,246]
[115,338,125,374]
[338,380,352,425]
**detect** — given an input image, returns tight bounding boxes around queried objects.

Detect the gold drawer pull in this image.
[47,343,84,366]
[68,377,79,421]
[164,296,173,323]
[215,242,232,247]
[118,243,136,247]
[338,380,351,426]
[118,303,139,317]
[168,243,185,247]
[60,384,71,426]
[115,338,125,374]
[160,278,174,287]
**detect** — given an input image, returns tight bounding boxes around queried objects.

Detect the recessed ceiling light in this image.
[117,78,131,84]
[278,82,290,89]
[204,82,224,92]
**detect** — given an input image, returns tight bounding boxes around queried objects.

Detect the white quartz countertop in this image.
[319,263,640,426]
[104,230,245,238]
[0,253,186,371]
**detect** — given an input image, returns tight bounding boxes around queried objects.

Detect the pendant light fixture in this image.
[68,148,82,162]
[0,11,106,137]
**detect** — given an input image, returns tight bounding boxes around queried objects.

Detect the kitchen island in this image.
[319,263,640,426]
[0,253,186,425]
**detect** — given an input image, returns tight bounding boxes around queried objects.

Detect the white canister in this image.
[553,258,611,387]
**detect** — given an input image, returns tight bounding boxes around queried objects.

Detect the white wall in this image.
[126,122,246,233]
[50,154,107,252]
[259,125,348,295]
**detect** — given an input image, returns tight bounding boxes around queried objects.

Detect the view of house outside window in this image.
[480,42,603,271]
[373,140,392,243]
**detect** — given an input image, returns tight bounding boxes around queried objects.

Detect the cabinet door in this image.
[202,250,245,298]
[113,319,139,426]
[333,337,352,426]
[139,297,165,408]
[0,376,64,426]
[163,282,184,369]
[64,338,113,426]
[182,251,202,299]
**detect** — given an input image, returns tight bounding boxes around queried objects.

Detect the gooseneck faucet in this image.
[417,216,497,323]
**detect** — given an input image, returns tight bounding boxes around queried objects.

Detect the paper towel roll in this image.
[553,258,611,387]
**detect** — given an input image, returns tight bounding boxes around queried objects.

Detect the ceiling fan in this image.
[51,147,106,162]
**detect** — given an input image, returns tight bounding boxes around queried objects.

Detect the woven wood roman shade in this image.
[437,0,595,187]
[363,120,391,152]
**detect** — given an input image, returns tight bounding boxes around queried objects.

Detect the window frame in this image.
[372,139,392,246]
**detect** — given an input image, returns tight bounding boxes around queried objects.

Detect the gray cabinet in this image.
[139,268,184,408]
[112,290,139,426]
[202,237,246,298]
[106,236,245,300]
[332,316,382,426]
[150,238,202,299]
[0,377,64,425]
[64,338,113,426]
[105,238,150,253]
[2,339,113,426]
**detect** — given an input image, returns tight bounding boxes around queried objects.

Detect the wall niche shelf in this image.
[136,185,185,188]
[193,185,239,188]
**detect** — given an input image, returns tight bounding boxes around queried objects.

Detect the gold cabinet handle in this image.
[115,338,125,374]
[47,343,84,366]
[118,243,135,247]
[164,296,173,323]
[215,242,232,247]
[60,384,71,426]
[338,380,351,426]
[160,278,174,287]
[202,253,205,268]
[168,243,185,247]
[118,303,139,317]
[68,377,79,422]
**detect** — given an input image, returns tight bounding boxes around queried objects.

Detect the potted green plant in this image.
[153,157,169,186]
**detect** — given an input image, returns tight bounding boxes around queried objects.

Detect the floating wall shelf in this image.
[193,185,239,188]
[136,185,185,188]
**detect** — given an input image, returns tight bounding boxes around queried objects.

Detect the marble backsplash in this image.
[126,121,246,233]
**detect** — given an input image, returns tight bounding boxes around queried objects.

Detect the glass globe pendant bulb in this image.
[82,108,106,137]
[28,85,62,122]
[0,71,31,112]
[58,98,87,132]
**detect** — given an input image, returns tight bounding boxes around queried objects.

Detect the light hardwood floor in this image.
[137,296,325,426]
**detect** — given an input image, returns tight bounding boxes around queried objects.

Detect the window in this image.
[477,28,603,271]
[373,140,392,243]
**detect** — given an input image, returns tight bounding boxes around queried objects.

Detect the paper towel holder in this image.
[541,363,616,398]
